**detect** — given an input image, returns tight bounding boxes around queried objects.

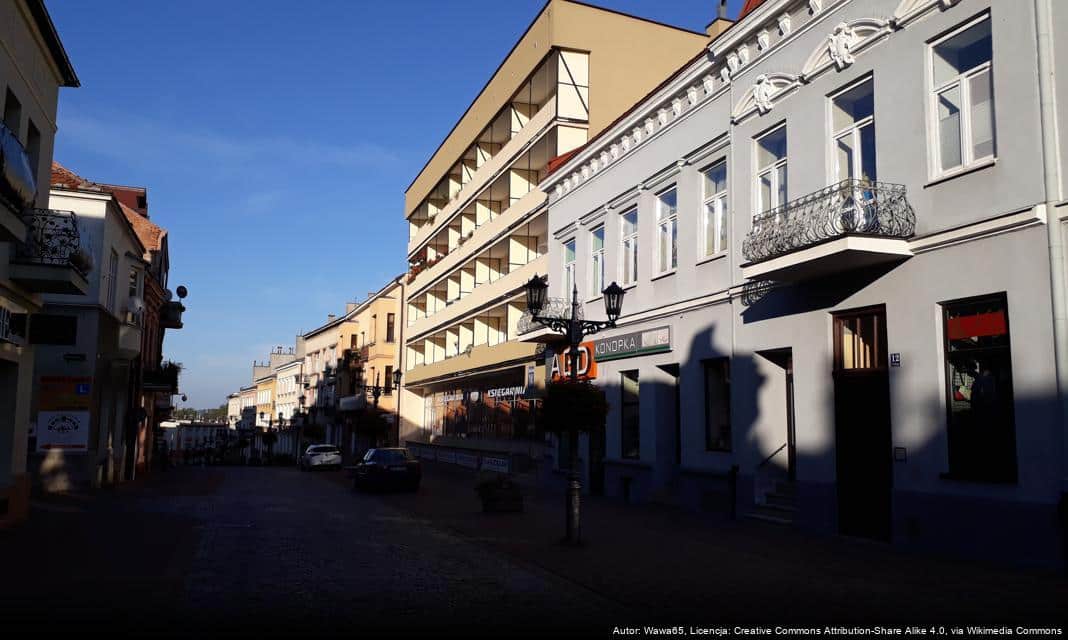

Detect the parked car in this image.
[353,448,421,491]
[300,444,343,471]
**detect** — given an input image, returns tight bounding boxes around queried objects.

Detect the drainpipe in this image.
[1034,0,1068,563]
[397,276,406,447]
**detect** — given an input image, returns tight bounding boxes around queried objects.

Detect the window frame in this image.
[620,370,641,460]
[703,358,732,452]
[589,224,605,298]
[655,186,678,275]
[106,250,119,315]
[701,161,729,258]
[619,207,639,288]
[926,12,996,179]
[828,76,876,184]
[754,124,788,215]
[562,237,576,297]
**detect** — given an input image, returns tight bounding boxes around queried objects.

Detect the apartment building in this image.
[399,0,725,461]
[0,0,79,524]
[336,277,405,450]
[226,392,241,428]
[537,0,1068,568]
[30,164,150,490]
[300,313,357,445]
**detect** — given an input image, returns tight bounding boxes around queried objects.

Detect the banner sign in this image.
[550,341,598,382]
[591,326,671,362]
[36,376,93,452]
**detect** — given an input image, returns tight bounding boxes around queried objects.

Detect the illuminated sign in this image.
[550,342,598,382]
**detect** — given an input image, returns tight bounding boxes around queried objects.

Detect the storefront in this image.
[421,365,542,442]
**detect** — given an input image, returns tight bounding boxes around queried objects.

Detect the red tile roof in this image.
[119,201,166,252]
[50,162,100,190]
[739,0,769,19]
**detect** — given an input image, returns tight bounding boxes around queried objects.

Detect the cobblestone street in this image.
[0,466,618,636]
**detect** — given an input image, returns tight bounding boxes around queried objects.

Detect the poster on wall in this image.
[36,376,92,453]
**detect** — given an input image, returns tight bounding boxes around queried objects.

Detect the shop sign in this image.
[456,452,479,469]
[486,385,526,399]
[36,376,92,452]
[592,326,671,362]
[550,342,598,382]
[481,456,510,474]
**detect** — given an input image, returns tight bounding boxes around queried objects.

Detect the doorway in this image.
[833,306,892,541]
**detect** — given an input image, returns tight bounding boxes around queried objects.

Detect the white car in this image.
[300,444,342,471]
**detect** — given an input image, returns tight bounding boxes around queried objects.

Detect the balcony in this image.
[143,361,181,393]
[741,179,915,282]
[160,301,185,329]
[0,121,34,240]
[10,209,91,295]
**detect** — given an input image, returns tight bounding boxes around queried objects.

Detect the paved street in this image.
[2,464,1065,636]
[0,466,617,636]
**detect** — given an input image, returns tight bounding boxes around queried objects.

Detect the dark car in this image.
[353,448,421,492]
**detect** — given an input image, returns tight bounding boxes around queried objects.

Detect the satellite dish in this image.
[176,285,188,299]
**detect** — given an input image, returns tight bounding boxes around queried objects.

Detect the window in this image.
[385,365,394,395]
[26,120,40,175]
[702,162,728,257]
[704,359,731,451]
[590,226,605,295]
[386,313,396,342]
[755,126,788,213]
[656,188,677,273]
[620,208,638,286]
[106,250,119,314]
[29,314,77,346]
[350,334,358,349]
[621,370,640,459]
[128,267,140,298]
[563,238,576,296]
[942,294,1016,482]
[370,314,376,343]
[2,89,20,135]
[831,79,876,182]
[931,15,995,174]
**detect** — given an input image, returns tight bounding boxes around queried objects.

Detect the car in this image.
[300,444,343,471]
[353,447,421,492]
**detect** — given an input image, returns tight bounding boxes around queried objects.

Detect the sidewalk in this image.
[353,461,1068,625]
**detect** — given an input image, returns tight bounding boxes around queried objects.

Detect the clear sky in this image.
[47,0,746,409]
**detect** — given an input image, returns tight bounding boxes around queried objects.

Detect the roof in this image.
[118,201,166,252]
[738,0,768,19]
[24,0,79,87]
[51,162,99,190]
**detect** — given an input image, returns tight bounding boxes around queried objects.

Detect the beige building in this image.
[300,312,357,444]
[400,0,723,457]
[0,0,79,524]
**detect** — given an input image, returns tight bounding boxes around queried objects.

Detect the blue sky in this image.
[47,0,745,408]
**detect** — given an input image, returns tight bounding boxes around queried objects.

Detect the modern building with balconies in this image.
[0,0,79,525]
[538,0,1068,568]
[399,0,724,463]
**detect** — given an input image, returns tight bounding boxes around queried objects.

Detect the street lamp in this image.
[524,274,625,545]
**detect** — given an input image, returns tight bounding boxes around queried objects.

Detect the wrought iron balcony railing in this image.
[16,208,91,274]
[517,296,582,335]
[0,121,36,210]
[143,361,181,392]
[741,179,915,264]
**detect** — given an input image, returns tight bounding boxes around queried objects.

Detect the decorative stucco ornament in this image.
[827,23,860,70]
[753,75,775,114]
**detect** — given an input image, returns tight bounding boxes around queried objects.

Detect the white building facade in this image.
[538,0,1068,568]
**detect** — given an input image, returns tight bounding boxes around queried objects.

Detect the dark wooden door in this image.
[833,307,892,541]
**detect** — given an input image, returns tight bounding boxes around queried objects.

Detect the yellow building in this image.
[254,374,276,428]
[400,0,724,456]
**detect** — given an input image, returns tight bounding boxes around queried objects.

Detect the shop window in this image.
[621,370,640,459]
[942,293,1017,482]
[704,358,731,451]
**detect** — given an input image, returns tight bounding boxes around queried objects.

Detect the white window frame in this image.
[589,225,605,297]
[563,238,576,297]
[926,13,995,179]
[701,161,729,258]
[655,186,678,275]
[619,208,638,288]
[828,76,876,184]
[754,125,788,215]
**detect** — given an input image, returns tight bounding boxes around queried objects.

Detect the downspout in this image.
[1034,0,1066,493]
[397,276,407,446]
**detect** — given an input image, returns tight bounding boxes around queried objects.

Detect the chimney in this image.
[327,314,337,322]
[705,0,734,40]
[346,302,357,314]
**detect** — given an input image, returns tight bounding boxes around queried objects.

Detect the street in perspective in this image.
[2,0,1068,636]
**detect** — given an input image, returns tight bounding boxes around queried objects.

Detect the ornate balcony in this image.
[0,121,35,240]
[160,300,185,329]
[143,361,181,393]
[741,179,915,282]
[10,209,91,295]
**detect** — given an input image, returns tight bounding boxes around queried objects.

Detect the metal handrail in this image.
[756,442,788,470]
[742,178,915,264]
[16,208,89,274]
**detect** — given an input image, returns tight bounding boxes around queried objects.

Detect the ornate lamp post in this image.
[524,275,625,545]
